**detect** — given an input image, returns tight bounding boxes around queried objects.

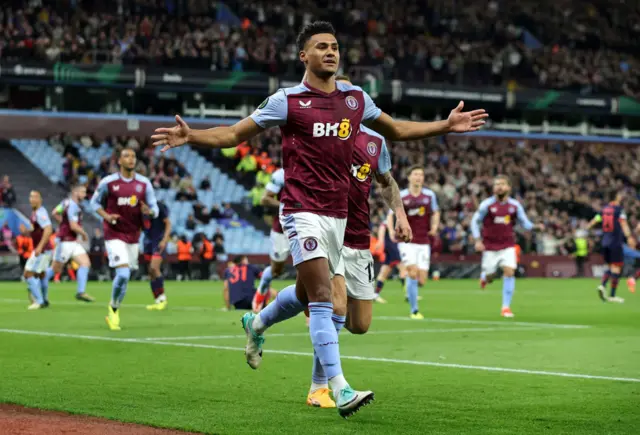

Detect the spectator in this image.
[199,176,212,191]
[176,175,197,201]
[248,183,265,218]
[222,203,236,219]
[1,175,17,207]
[186,214,197,230]
[176,235,193,281]
[200,235,215,280]
[213,229,226,262]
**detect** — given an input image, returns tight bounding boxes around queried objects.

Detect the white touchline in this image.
[0,328,637,383]
[143,326,546,341]
[0,298,592,329]
[375,316,591,329]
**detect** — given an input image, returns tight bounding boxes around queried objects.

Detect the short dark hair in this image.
[296,21,336,51]
[494,174,511,186]
[117,146,136,159]
[407,165,424,176]
[335,74,351,82]
[233,255,244,265]
[72,184,86,191]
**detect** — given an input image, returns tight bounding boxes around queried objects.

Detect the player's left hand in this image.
[141,202,152,216]
[447,101,488,133]
[395,215,413,243]
[158,240,167,253]
[627,236,637,249]
[151,115,190,151]
[429,228,438,237]
[536,223,546,232]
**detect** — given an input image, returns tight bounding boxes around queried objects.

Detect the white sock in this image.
[156,294,167,303]
[310,382,328,393]
[329,374,348,396]
[252,313,266,333]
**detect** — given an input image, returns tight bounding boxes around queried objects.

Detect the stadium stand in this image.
[2,0,638,94]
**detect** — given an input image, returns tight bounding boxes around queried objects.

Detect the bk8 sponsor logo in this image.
[312,118,352,140]
[117,195,138,207]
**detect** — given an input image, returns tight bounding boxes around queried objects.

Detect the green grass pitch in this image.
[0,278,638,434]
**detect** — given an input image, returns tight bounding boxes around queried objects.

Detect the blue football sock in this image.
[311,314,346,387]
[41,267,54,302]
[309,302,343,382]
[257,266,273,296]
[111,267,131,309]
[406,277,419,314]
[27,276,44,305]
[254,284,303,333]
[76,266,89,294]
[502,276,516,308]
[601,270,611,286]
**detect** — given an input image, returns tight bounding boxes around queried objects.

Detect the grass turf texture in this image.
[0,278,638,434]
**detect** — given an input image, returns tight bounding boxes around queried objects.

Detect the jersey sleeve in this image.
[424,189,439,212]
[67,201,81,223]
[377,139,391,174]
[144,179,159,218]
[90,178,109,212]
[362,90,382,123]
[516,202,534,230]
[265,169,284,194]
[36,209,52,228]
[471,200,490,239]
[250,90,288,129]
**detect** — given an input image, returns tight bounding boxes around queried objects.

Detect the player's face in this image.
[29,191,41,209]
[119,149,137,171]
[300,34,339,78]
[74,186,87,201]
[493,179,510,197]
[408,169,425,188]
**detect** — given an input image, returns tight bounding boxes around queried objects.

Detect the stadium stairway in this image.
[1,139,100,237]
[0,139,68,217]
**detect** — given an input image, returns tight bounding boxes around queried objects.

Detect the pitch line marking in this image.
[0,328,636,384]
[141,326,545,341]
[0,299,592,329]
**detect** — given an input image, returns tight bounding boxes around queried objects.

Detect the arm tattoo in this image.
[376,172,403,212]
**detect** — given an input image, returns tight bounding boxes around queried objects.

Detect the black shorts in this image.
[232,298,253,310]
[602,245,624,266]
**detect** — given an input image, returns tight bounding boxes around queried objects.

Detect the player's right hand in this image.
[474,240,485,252]
[395,218,413,243]
[80,232,89,242]
[151,115,190,152]
[34,246,43,256]
[627,236,637,250]
[105,214,120,225]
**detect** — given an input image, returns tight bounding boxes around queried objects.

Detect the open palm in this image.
[447,101,489,133]
[151,115,191,151]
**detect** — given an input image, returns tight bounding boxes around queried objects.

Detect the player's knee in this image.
[503,267,515,277]
[408,268,418,280]
[309,283,332,302]
[346,319,370,335]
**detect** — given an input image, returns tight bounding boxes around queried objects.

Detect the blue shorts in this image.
[602,244,624,265]
[384,242,401,267]
[143,242,165,261]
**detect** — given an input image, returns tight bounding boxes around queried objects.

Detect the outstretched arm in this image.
[368,101,488,141]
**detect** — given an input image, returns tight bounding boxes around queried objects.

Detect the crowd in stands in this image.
[1,0,639,95]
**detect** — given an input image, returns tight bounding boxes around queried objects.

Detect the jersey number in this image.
[229,266,247,284]
[603,209,614,233]
[366,262,374,282]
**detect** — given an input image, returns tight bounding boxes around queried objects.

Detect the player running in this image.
[143,200,171,310]
[373,219,406,304]
[22,190,53,310]
[152,21,487,417]
[251,167,288,312]
[471,175,542,317]
[46,185,94,302]
[389,166,440,319]
[90,147,159,330]
[588,191,635,303]
[224,256,276,310]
